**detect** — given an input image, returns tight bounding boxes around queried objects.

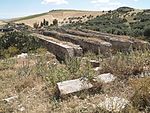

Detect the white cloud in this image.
[90,0,139,10]
[91,0,139,4]
[91,0,110,3]
[90,0,122,10]
[41,0,68,5]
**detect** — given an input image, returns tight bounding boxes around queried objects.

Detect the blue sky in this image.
[0,0,149,19]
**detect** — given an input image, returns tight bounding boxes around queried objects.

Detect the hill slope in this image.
[0,20,7,26]
[13,10,105,27]
[63,7,150,40]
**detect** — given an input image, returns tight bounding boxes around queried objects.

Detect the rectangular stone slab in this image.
[57,78,93,95]
[32,33,83,60]
[72,29,134,52]
[43,31,112,55]
[56,73,116,96]
[78,29,150,51]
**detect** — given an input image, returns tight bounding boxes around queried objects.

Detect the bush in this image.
[53,19,58,26]
[0,32,43,58]
[100,51,150,79]
[144,27,150,37]
[130,77,150,111]
[7,46,19,57]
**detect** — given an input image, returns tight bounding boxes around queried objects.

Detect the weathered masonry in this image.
[32,33,83,60]
[43,31,112,55]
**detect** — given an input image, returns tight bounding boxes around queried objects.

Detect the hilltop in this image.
[0,20,7,26]
[11,10,105,27]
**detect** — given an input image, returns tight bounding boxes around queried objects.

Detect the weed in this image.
[100,50,150,79]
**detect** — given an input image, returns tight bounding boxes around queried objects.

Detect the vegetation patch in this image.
[63,7,150,41]
[0,31,43,58]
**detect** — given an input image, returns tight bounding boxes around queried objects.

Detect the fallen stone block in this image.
[56,73,116,96]
[79,29,150,51]
[32,33,83,60]
[98,96,129,112]
[77,29,135,52]
[94,73,116,83]
[56,78,93,96]
[131,38,150,50]
[43,31,112,55]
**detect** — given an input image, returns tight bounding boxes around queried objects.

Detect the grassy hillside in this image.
[12,10,105,27]
[0,20,7,25]
[63,7,150,41]
[12,12,49,22]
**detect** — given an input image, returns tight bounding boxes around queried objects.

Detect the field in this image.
[12,10,105,27]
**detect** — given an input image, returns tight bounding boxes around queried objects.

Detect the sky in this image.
[0,0,149,19]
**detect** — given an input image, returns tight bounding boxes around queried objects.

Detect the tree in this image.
[45,21,49,26]
[33,23,39,29]
[53,19,58,26]
[43,19,46,25]
[108,10,112,13]
[144,27,150,37]
[40,22,44,27]
[144,27,150,41]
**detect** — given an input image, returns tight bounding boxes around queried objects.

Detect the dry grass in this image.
[99,50,150,79]
[129,77,150,112]
[0,50,150,113]
[14,10,105,27]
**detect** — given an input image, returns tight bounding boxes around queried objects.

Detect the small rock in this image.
[3,95,18,103]
[94,73,116,83]
[93,67,102,72]
[99,96,129,112]
[18,104,25,112]
[17,53,28,59]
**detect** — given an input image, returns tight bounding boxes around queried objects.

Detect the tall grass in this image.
[100,50,150,79]
[1,50,150,112]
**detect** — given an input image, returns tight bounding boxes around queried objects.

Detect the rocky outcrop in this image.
[43,31,112,55]
[32,33,83,60]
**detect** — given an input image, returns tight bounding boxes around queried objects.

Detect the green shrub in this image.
[0,59,16,70]
[36,48,47,54]
[66,57,81,75]
[8,46,19,57]
[0,32,43,58]
[144,27,150,40]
